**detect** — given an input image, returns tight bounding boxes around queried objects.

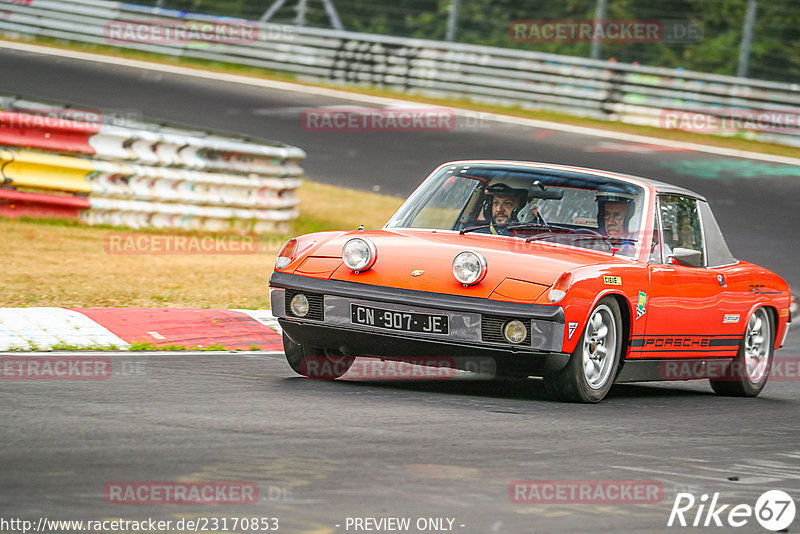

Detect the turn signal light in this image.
[276,238,298,269]
[548,272,573,303]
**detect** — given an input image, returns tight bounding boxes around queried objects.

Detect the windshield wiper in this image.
[508,221,575,233]
[572,234,639,244]
[569,234,639,251]
[460,221,575,235]
[526,231,640,246]
[459,222,512,234]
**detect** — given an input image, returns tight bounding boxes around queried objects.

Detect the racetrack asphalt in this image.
[1,45,799,533]
[1,336,799,533]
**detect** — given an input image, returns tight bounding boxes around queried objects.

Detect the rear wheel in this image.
[710,307,773,397]
[544,298,623,403]
[283,333,355,379]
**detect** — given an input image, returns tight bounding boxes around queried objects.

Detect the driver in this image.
[481,181,527,234]
[596,192,635,239]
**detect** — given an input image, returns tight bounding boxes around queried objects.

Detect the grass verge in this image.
[5,341,122,351]
[0,181,403,309]
[127,342,247,351]
[5,342,259,351]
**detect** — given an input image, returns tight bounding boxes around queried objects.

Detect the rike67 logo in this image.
[668,490,795,531]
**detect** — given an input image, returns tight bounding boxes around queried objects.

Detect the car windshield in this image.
[385,163,647,257]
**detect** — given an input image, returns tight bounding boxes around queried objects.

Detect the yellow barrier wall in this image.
[0,149,94,194]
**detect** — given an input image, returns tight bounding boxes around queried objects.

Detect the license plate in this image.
[350,304,449,334]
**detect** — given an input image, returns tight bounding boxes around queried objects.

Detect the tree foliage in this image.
[132,0,800,83]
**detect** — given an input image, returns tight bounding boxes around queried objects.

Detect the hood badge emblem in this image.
[411,270,424,277]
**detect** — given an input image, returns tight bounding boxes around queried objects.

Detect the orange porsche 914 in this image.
[269,161,792,402]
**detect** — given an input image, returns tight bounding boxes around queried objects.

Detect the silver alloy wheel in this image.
[744,308,770,383]
[582,304,618,390]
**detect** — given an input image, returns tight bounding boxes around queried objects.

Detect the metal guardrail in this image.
[1,0,799,147]
[0,96,305,231]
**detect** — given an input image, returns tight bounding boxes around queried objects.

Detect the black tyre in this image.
[544,297,623,403]
[283,333,355,379]
[710,307,774,397]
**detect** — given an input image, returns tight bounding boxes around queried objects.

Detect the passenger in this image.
[596,193,637,253]
[597,193,635,238]
[602,200,631,238]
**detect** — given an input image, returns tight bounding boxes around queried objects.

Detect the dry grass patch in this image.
[296,180,403,233]
[0,221,279,308]
[0,181,403,308]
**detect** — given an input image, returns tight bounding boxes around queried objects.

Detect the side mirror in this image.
[669,247,702,267]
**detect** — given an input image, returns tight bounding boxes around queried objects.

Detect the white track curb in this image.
[0,308,280,351]
[232,309,282,334]
[0,308,130,350]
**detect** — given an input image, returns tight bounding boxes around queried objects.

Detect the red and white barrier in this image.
[0,188,90,219]
[0,110,99,154]
[0,101,305,231]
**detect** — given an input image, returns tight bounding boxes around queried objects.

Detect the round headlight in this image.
[342,237,377,272]
[452,250,487,286]
[503,320,528,344]
[290,293,309,317]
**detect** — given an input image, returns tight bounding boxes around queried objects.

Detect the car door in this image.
[637,194,735,359]
[695,199,753,347]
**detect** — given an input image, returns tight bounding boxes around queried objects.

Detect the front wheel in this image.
[710,307,774,397]
[283,333,355,379]
[544,298,623,403]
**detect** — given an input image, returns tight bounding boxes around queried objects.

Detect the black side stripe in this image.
[629,336,741,348]
[629,349,739,354]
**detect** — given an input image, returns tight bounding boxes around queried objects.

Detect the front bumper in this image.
[270,272,568,374]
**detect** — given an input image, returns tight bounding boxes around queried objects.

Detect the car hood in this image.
[297,229,630,299]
